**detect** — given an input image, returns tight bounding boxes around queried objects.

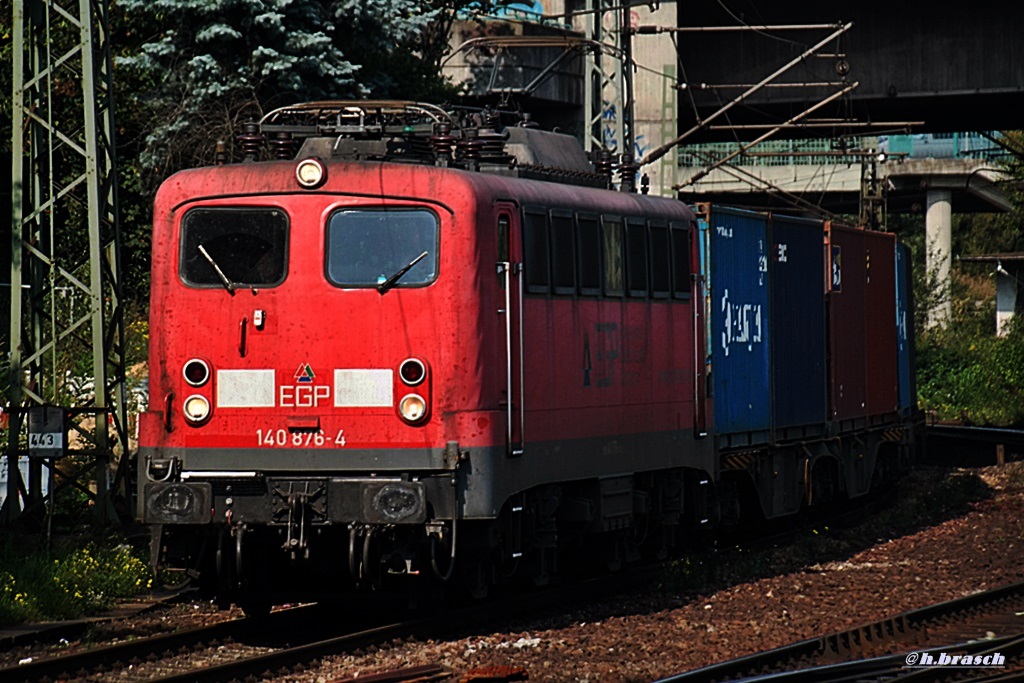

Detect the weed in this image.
[0,537,152,626]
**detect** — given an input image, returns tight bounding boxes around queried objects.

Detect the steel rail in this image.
[654,580,1024,682]
[0,605,319,683]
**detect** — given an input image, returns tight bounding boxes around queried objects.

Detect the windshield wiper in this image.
[198,244,236,295]
[377,251,429,295]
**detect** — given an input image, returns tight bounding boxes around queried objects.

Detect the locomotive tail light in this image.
[398,393,428,423]
[183,358,211,387]
[399,358,427,386]
[183,394,212,424]
[295,158,326,188]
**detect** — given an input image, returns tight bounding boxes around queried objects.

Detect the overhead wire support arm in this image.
[692,156,837,220]
[641,21,854,167]
[685,81,845,90]
[676,82,859,188]
[630,22,849,34]
[708,121,924,130]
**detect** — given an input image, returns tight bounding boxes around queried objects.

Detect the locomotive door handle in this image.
[238,316,248,357]
[514,267,525,454]
[500,259,525,456]
[163,392,175,432]
[500,261,514,451]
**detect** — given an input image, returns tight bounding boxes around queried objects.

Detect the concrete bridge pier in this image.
[926,189,953,329]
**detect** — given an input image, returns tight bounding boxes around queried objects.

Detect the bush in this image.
[0,539,152,626]
[917,324,1024,426]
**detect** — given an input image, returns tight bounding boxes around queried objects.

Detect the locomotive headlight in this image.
[398,393,427,423]
[183,394,211,424]
[182,358,210,387]
[295,158,326,188]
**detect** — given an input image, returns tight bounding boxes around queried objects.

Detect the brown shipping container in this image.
[827,225,866,422]
[864,231,899,418]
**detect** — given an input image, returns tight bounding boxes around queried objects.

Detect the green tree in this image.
[114,0,497,183]
[103,0,503,303]
[115,0,365,179]
[910,132,1024,425]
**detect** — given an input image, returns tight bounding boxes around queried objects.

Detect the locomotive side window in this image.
[671,221,693,299]
[576,213,601,296]
[625,217,648,298]
[601,216,624,297]
[522,208,550,294]
[649,220,671,299]
[181,207,288,288]
[550,210,576,295]
[326,209,438,288]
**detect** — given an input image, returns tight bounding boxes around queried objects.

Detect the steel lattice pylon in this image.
[583,0,635,186]
[5,0,128,525]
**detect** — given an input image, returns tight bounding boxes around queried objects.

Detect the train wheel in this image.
[214,527,236,610]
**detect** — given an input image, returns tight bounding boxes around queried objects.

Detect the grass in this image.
[0,535,152,627]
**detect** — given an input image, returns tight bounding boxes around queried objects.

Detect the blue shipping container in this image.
[895,243,914,412]
[769,215,827,430]
[707,207,771,437]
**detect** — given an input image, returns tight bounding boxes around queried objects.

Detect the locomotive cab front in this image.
[138,153,500,607]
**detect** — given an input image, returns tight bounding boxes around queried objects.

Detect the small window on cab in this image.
[625,217,648,298]
[601,216,624,297]
[325,208,439,288]
[671,220,693,300]
[649,220,671,299]
[180,207,289,288]
[576,213,601,296]
[522,207,550,294]
[549,209,576,295]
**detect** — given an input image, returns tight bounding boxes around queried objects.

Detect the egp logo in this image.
[280,363,329,407]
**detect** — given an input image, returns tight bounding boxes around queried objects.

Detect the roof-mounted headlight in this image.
[296,158,326,189]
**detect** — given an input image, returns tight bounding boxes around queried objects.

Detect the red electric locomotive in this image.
[137,102,916,612]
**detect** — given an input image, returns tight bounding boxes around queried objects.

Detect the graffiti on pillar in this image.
[602,102,619,152]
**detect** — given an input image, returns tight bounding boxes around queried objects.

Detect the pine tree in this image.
[114,0,495,178]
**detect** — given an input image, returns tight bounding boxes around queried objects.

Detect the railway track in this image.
[0,564,663,683]
[0,603,306,683]
[656,580,1024,682]
[0,600,449,683]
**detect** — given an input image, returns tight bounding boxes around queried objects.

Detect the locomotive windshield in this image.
[326,209,438,288]
[180,208,288,288]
